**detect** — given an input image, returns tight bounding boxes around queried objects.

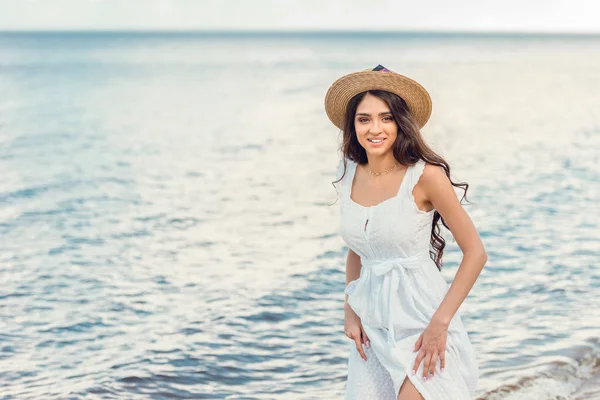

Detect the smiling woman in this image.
[354,97,399,161]
[357,109,395,150]
[325,65,487,400]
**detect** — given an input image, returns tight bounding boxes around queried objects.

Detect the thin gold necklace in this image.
[368,163,398,176]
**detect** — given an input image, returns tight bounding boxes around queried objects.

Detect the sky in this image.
[1,0,600,33]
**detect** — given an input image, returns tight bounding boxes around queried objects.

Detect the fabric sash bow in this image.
[347,252,432,347]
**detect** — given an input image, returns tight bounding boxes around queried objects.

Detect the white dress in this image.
[336,157,479,400]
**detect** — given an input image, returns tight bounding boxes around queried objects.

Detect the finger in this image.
[422,353,432,380]
[412,350,425,375]
[428,351,438,377]
[413,333,423,352]
[361,327,370,347]
[440,351,446,372]
[353,335,367,361]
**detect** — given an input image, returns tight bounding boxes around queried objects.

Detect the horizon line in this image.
[0,28,600,37]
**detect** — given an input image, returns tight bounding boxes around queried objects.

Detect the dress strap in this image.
[334,158,351,197]
[405,159,426,200]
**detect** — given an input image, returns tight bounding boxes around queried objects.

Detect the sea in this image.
[0,31,599,399]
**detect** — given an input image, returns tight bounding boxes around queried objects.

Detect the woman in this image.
[325,65,487,400]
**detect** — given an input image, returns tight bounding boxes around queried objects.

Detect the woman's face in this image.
[354,93,398,156]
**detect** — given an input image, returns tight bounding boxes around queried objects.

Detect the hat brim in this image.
[324,70,432,130]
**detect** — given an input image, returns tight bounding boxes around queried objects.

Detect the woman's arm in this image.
[411,163,487,379]
[421,163,488,326]
[344,247,370,361]
[345,248,362,305]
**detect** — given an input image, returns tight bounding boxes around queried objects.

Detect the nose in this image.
[369,122,383,135]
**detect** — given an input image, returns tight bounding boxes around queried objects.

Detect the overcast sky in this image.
[2,0,600,33]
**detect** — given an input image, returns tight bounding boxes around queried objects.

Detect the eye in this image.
[383,116,393,121]
[358,118,369,123]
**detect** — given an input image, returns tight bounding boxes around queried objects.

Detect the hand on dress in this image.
[344,302,370,361]
[412,318,448,380]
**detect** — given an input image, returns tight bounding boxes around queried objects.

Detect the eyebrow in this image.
[356,111,392,116]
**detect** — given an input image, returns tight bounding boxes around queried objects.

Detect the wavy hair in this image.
[331,90,472,271]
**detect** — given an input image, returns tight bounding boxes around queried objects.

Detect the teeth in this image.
[369,139,384,143]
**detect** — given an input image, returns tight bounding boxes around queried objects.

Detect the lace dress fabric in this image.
[336,158,479,400]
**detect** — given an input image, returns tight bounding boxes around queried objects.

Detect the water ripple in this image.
[1,32,599,399]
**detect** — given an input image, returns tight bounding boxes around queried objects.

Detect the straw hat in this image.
[324,64,432,130]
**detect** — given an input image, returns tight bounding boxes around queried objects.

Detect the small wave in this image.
[477,338,600,400]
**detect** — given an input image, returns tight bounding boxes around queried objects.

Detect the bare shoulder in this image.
[419,161,460,210]
[421,161,449,185]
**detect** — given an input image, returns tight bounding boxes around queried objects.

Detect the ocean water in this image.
[0,31,599,399]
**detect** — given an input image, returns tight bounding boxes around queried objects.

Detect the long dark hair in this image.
[332,90,472,271]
